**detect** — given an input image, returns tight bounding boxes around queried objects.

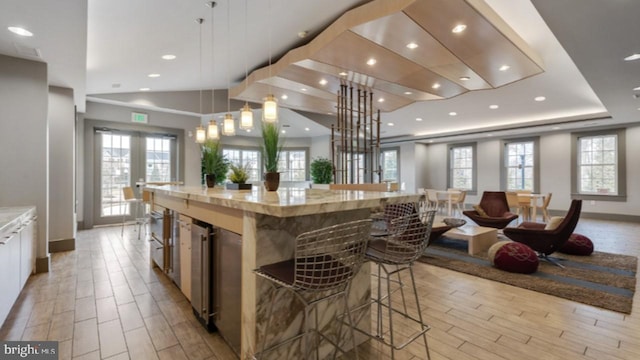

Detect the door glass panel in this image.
[100,133,131,216]
[146,137,172,182]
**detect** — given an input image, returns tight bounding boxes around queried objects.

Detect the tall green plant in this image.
[201,139,229,185]
[261,123,283,173]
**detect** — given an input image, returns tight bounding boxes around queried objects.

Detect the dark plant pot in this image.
[264,172,280,191]
[226,183,252,190]
[205,174,216,188]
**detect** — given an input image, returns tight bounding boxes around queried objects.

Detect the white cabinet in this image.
[20,216,36,288]
[0,207,36,326]
[178,214,192,301]
[0,230,21,324]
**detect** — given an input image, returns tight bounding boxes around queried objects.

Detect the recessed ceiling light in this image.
[406,42,418,49]
[301,88,307,91]
[552,126,561,130]
[339,71,348,76]
[534,96,546,102]
[318,79,327,86]
[452,24,467,33]
[416,117,423,121]
[366,58,377,66]
[161,54,176,60]
[281,130,286,134]
[489,104,499,109]
[378,98,385,103]
[499,65,510,71]
[432,83,441,89]
[139,87,150,91]
[148,73,160,78]
[624,53,640,61]
[449,112,457,116]
[429,140,434,143]
[281,94,288,100]
[8,26,33,37]
[327,112,332,115]
[487,133,493,137]
[633,86,640,91]
[304,127,310,131]
[459,76,470,81]
[246,129,252,133]
[404,91,413,95]
[387,122,395,126]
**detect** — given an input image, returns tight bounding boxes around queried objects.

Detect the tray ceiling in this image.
[230,0,544,115]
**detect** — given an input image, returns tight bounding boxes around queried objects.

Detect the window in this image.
[571,129,626,201]
[503,139,539,192]
[222,148,261,181]
[380,148,399,182]
[579,134,617,194]
[279,150,307,181]
[447,143,476,193]
[146,137,172,182]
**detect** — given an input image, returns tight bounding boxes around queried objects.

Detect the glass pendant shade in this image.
[195,125,206,143]
[222,113,236,136]
[262,94,278,123]
[207,120,219,140]
[240,103,254,130]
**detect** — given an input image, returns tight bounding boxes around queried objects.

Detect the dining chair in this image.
[449,190,467,217]
[121,186,147,239]
[425,189,445,214]
[535,192,553,222]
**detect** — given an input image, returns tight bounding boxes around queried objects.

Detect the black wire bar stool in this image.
[254,218,372,360]
[356,205,436,360]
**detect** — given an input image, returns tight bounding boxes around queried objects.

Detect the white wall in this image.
[415,126,640,216]
[310,135,331,160]
[48,86,76,242]
[0,55,49,268]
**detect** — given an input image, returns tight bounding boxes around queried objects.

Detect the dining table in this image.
[516,193,546,221]
[435,189,462,217]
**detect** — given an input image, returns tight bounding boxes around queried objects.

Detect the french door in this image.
[94,129,176,225]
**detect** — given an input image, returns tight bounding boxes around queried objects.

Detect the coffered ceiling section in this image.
[230,0,544,115]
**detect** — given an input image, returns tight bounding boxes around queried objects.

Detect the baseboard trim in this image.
[35,255,50,273]
[77,221,85,230]
[49,238,76,252]
[548,209,640,223]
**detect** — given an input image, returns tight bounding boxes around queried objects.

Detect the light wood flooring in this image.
[1,218,639,360]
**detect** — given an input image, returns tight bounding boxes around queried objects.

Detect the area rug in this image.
[419,237,637,314]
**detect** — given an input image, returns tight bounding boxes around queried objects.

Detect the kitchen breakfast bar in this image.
[145,185,420,359]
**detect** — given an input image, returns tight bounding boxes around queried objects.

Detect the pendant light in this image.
[206,2,220,140]
[262,0,278,123]
[195,17,206,144]
[239,0,254,131]
[222,0,236,136]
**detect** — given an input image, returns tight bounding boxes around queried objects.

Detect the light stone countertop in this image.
[146,185,421,217]
[0,206,36,235]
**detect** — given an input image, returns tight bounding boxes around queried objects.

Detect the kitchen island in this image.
[145,185,420,359]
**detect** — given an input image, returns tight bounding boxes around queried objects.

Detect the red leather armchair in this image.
[503,200,582,267]
[462,191,518,229]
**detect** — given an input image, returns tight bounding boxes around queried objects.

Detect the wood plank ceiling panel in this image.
[229,0,544,115]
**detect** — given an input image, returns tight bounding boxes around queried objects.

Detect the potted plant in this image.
[261,122,283,191]
[310,157,333,184]
[226,163,252,190]
[201,139,229,188]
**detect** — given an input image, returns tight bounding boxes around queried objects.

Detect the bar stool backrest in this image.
[294,219,372,292]
[379,210,436,264]
[123,186,136,201]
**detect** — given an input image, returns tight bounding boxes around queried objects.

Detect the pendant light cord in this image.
[210,3,215,115]
[227,0,231,113]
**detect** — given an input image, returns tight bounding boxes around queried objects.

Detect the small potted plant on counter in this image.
[201,139,229,188]
[226,163,252,190]
[261,122,283,191]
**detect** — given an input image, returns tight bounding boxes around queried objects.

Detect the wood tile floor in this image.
[1,218,639,359]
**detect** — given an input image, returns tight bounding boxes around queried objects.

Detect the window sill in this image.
[571,193,627,202]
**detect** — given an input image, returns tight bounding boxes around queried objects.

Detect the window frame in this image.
[447,142,477,195]
[380,147,400,182]
[222,146,262,182]
[571,128,626,202]
[500,137,540,193]
[279,148,309,182]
